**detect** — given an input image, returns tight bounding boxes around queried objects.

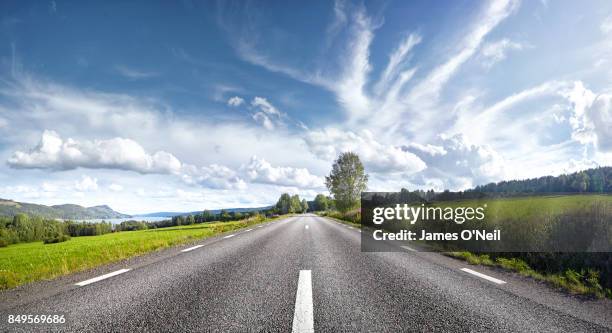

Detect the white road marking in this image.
[292,270,314,333]
[224,234,236,239]
[75,269,131,287]
[348,226,354,229]
[258,225,264,228]
[401,245,417,252]
[181,245,204,252]
[245,229,253,232]
[305,225,309,230]
[461,268,506,285]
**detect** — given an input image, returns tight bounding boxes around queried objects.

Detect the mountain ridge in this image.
[0,199,130,219]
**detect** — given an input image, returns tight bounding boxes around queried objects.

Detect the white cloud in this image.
[75,175,98,191]
[304,128,426,174]
[407,0,519,106]
[115,65,158,80]
[180,163,247,190]
[405,134,507,190]
[480,38,524,68]
[243,156,324,188]
[601,15,612,34]
[227,96,245,107]
[250,97,283,130]
[108,183,123,192]
[376,33,421,94]
[564,82,612,152]
[8,130,182,174]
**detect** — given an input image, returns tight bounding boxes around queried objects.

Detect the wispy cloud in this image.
[115,65,159,80]
[480,38,525,68]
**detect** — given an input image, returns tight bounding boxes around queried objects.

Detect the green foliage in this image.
[0,217,278,290]
[472,166,612,194]
[276,193,292,214]
[326,152,368,213]
[43,234,71,244]
[290,195,302,213]
[313,194,330,211]
[275,193,307,214]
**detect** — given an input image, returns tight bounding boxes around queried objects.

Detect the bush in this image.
[43,234,71,244]
[0,238,7,247]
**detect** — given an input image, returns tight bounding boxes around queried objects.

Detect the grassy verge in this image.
[317,210,361,228]
[446,251,612,299]
[0,216,281,290]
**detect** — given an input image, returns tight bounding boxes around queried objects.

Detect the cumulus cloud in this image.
[227,96,245,107]
[8,130,182,174]
[75,175,98,191]
[108,183,124,192]
[405,134,506,190]
[250,97,283,130]
[304,128,426,174]
[480,38,524,68]
[243,156,324,188]
[564,82,612,151]
[180,163,247,190]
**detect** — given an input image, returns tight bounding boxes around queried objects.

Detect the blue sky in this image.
[0,0,611,214]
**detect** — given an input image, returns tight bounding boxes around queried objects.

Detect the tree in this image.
[325,152,368,212]
[290,195,302,213]
[313,194,329,211]
[276,193,292,214]
[301,199,309,213]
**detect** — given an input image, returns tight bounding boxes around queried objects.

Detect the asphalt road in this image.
[1,214,611,332]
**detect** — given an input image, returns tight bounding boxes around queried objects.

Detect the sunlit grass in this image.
[0,218,273,290]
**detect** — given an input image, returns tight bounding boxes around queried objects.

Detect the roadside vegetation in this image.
[312,154,612,299]
[0,215,277,290]
[447,251,612,299]
[0,192,312,290]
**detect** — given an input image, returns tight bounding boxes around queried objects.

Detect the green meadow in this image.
[0,218,272,290]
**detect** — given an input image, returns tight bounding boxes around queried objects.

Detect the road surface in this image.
[1,214,611,332]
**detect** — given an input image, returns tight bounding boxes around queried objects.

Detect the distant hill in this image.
[135,206,272,218]
[0,199,130,219]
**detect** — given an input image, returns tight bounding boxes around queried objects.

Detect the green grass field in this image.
[0,218,275,290]
[446,194,612,218]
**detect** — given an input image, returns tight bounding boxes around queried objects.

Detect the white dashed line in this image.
[224,234,236,239]
[305,225,309,229]
[75,269,131,287]
[292,270,314,333]
[348,226,354,229]
[461,268,506,284]
[245,229,253,232]
[258,225,264,228]
[400,245,417,252]
[181,245,204,252]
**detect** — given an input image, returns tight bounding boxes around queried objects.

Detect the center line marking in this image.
[224,234,236,239]
[401,245,417,252]
[292,270,314,333]
[181,245,204,252]
[461,268,506,284]
[75,269,131,286]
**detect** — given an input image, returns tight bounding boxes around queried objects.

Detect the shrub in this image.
[43,234,71,244]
